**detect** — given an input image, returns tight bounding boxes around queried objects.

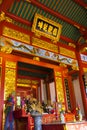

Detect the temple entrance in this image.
[16,61,55,106]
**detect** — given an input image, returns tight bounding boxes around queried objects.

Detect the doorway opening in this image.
[16,61,55,106]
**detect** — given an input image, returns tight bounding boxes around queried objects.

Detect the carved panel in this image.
[32,37,58,53]
[3,27,30,44]
[59,47,76,59]
[4,61,16,100]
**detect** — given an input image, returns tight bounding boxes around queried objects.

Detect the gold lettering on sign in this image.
[59,47,76,59]
[3,27,30,44]
[32,13,62,43]
[32,37,58,53]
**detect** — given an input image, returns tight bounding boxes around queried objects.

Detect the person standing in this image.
[4,92,15,130]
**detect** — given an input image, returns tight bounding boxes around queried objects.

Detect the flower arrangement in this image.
[24,96,43,115]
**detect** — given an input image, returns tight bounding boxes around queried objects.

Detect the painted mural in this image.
[81,54,87,62]
[0,37,78,69]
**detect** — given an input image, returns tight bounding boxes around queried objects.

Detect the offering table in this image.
[42,121,87,130]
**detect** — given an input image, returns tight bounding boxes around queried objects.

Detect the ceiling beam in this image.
[18,67,49,75]
[60,35,75,44]
[79,43,87,50]
[73,0,87,9]
[1,0,86,45]
[5,12,76,44]
[0,0,15,12]
[27,0,86,32]
[6,12,32,26]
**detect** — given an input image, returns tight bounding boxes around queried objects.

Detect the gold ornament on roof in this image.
[59,63,67,67]
[0,11,5,21]
[0,0,2,4]
[0,11,13,23]
[1,46,13,54]
[33,56,40,61]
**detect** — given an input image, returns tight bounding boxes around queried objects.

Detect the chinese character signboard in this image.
[32,13,62,42]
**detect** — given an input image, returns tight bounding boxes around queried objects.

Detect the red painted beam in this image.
[28,0,86,32]
[0,0,15,12]
[60,35,75,44]
[6,12,32,27]
[73,0,87,9]
[79,43,87,50]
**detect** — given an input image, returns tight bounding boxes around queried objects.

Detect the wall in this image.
[73,77,85,116]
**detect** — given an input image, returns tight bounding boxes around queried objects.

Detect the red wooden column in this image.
[75,48,87,119]
[67,75,76,111]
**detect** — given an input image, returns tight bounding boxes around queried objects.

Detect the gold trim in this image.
[32,37,58,53]
[32,13,62,42]
[56,78,64,102]
[68,43,76,48]
[0,57,2,64]
[1,46,13,54]
[0,0,2,4]
[6,61,16,68]
[26,0,31,2]
[59,47,76,59]
[63,125,68,130]
[0,11,13,23]
[17,83,31,87]
[33,56,40,61]
[83,68,87,72]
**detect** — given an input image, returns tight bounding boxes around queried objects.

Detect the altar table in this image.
[42,121,87,130]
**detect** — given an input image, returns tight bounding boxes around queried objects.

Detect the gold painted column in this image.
[4,60,17,100]
[3,60,17,129]
[54,69,65,112]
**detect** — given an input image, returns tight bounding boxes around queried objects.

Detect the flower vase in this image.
[60,112,65,123]
[31,112,42,130]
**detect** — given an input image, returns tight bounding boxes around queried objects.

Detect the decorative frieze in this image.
[3,26,30,44]
[0,37,79,69]
[59,47,76,59]
[81,54,87,62]
[32,37,58,53]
